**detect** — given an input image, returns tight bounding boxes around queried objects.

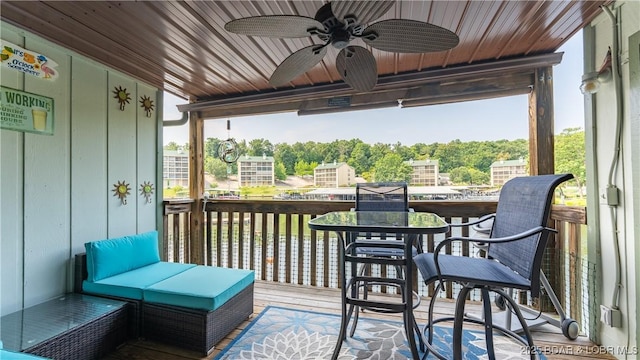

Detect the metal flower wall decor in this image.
[113,86,131,111]
[139,95,154,117]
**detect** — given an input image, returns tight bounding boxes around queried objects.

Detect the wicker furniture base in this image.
[1,293,128,360]
[75,252,141,339]
[142,282,254,355]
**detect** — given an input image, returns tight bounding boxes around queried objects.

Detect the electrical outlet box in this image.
[600,186,620,206]
[600,305,622,327]
[606,185,619,206]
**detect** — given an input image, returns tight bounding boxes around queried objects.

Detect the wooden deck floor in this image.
[104,281,614,360]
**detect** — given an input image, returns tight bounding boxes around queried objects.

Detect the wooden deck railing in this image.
[162,199,590,333]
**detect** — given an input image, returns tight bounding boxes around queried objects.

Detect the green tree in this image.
[469,168,490,185]
[450,166,472,184]
[433,140,465,172]
[274,143,297,175]
[294,160,315,176]
[372,153,412,182]
[555,127,585,191]
[347,142,371,175]
[205,137,222,158]
[370,143,392,165]
[205,157,230,180]
[450,166,490,185]
[165,141,180,151]
[274,162,287,180]
[248,138,274,156]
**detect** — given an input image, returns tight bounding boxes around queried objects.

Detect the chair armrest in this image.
[449,213,495,228]
[432,226,557,276]
[434,226,556,257]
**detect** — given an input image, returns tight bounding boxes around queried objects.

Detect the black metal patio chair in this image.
[413,173,573,360]
[348,182,423,340]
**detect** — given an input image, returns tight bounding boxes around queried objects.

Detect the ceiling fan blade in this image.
[336,46,377,92]
[331,1,395,25]
[270,45,328,87]
[224,16,324,38]
[363,19,459,53]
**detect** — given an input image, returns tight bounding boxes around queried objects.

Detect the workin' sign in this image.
[1,86,54,135]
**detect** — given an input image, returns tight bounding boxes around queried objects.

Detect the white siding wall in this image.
[0,22,160,315]
[586,1,639,354]
[1,26,26,316]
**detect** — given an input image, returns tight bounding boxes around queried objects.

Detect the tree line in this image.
[164,127,585,187]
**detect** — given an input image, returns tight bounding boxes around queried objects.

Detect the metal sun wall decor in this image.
[113,180,131,205]
[139,95,154,117]
[140,181,154,203]
[113,86,131,111]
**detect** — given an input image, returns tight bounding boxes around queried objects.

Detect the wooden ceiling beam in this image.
[196,70,535,119]
[182,52,561,117]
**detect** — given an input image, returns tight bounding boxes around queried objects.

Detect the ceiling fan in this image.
[224,1,459,92]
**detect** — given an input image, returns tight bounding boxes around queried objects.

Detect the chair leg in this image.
[422,282,449,359]
[481,288,496,360]
[349,263,369,337]
[453,286,471,360]
[403,311,420,359]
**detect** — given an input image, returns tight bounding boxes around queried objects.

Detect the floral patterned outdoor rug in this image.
[215,306,543,359]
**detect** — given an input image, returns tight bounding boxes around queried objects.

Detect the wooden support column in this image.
[529,66,558,312]
[189,111,205,265]
[528,66,555,175]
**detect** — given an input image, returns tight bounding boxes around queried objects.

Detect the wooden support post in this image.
[528,67,555,176]
[189,111,205,265]
[529,66,558,311]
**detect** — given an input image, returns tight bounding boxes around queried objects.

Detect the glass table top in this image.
[0,293,126,352]
[308,211,449,234]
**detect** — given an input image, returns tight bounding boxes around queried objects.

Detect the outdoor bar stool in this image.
[413,174,573,360]
[348,182,423,338]
[341,221,425,359]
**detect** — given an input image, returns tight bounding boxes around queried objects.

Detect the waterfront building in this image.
[490,158,527,186]
[314,162,355,188]
[163,150,189,188]
[406,159,439,186]
[237,154,275,187]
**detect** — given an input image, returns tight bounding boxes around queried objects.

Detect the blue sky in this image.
[164,31,584,146]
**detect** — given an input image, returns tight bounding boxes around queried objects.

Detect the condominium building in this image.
[237,154,275,187]
[490,158,528,186]
[406,159,439,186]
[163,150,189,188]
[314,162,355,188]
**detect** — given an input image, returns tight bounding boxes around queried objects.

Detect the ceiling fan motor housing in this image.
[331,28,351,49]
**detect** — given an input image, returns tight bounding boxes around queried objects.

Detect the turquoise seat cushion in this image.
[83,262,196,300]
[85,230,160,282]
[143,266,255,311]
[0,350,50,359]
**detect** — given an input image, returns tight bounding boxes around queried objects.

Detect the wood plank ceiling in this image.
[1,1,609,116]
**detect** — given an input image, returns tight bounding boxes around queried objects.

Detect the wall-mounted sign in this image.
[0,86,54,135]
[327,96,351,107]
[1,40,58,80]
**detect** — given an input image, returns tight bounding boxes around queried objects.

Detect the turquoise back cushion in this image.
[85,230,160,282]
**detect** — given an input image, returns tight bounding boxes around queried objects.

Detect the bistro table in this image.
[308,211,449,360]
